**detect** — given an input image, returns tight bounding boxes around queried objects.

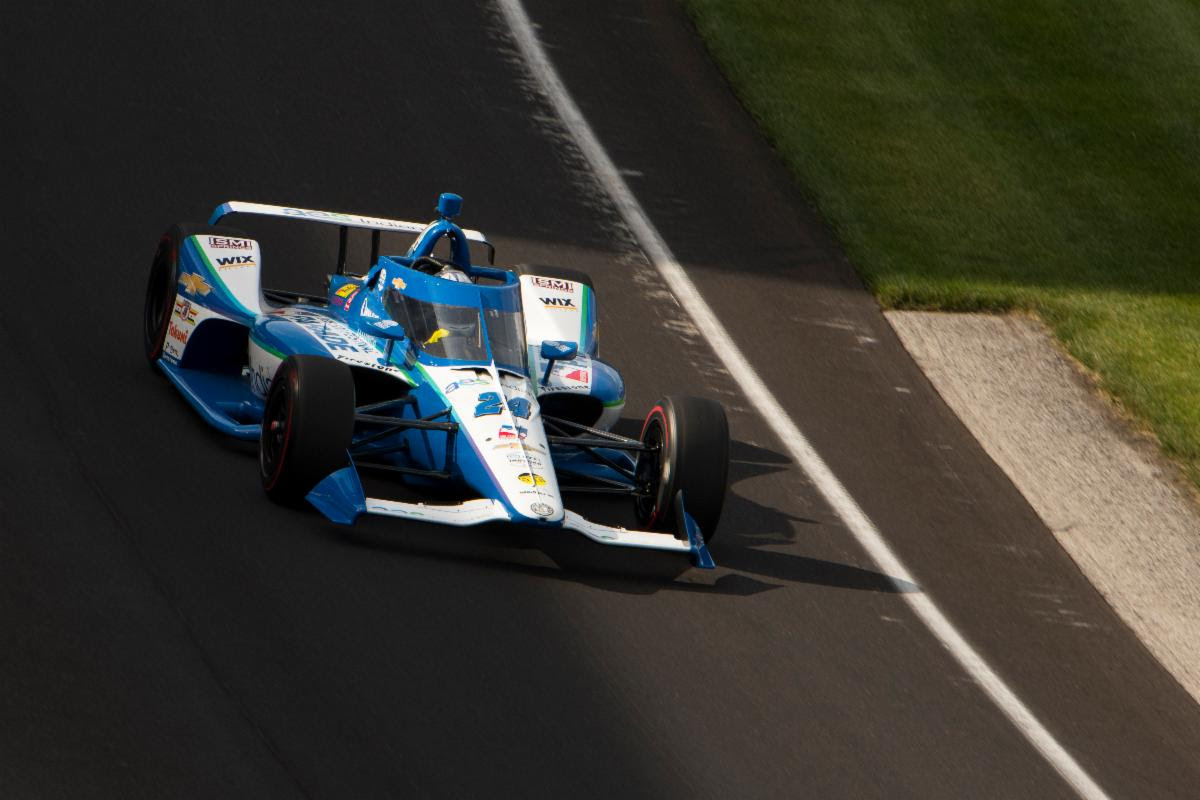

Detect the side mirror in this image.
[540,340,578,386]
[362,319,412,367]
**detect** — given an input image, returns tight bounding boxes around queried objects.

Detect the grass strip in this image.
[682,0,1200,483]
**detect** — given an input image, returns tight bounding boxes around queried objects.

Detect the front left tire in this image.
[259,355,357,504]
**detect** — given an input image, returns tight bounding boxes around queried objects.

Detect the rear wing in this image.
[208,200,495,272]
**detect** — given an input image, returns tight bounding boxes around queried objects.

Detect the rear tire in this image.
[143,222,247,368]
[634,395,729,542]
[259,355,356,504]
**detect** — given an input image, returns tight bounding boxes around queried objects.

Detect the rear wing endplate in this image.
[208,201,494,272]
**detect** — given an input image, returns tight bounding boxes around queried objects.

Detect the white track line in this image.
[495,2,1111,798]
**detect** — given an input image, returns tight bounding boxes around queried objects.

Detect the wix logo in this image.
[539,297,576,309]
[215,255,256,269]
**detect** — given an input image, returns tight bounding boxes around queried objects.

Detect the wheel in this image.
[634,395,729,542]
[515,263,595,292]
[259,355,357,504]
[143,222,247,368]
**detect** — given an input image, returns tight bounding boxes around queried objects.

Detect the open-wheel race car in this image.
[143,193,729,568]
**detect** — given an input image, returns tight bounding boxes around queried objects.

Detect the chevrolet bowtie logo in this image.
[179,272,212,296]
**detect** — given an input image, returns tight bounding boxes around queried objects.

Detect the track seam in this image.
[492,2,1111,798]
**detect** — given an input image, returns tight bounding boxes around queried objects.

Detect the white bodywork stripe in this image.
[211,200,491,244]
[366,497,511,526]
[562,511,690,553]
[494,2,1110,798]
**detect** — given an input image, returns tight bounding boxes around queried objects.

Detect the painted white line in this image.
[493,2,1111,798]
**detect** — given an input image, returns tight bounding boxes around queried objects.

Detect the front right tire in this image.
[634,395,729,542]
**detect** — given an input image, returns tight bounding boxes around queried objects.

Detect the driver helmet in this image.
[437,265,472,284]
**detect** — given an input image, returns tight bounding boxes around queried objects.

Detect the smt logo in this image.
[539,297,576,309]
[215,255,256,269]
[285,310,367,354]
[208,236,252,249]
[531,276,574,293]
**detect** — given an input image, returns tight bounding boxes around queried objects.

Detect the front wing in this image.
[306,466,716,569]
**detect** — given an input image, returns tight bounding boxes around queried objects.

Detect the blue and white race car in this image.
[143,193,728,568]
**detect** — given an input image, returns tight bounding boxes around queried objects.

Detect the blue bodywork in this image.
[153,193,713,568]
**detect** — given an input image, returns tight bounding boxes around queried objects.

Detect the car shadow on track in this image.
[325,432,913,596]
[188,401,912,596]
[716,438,918,594]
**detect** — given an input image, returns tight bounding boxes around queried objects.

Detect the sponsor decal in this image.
[501,380,532,401]
[207,236,252,249]
[506,452,545,468]
[249,364,272,396]
[531,277,574,293]
[490,441,547,454]
[360,304,378,319]
[556,367,589,384]
[391,276,406,291]
[444,377,489,394]
[498,424,528,440]
[282,309,371,354]
[168,321,189,346]
[530,502,554,517]
[163,339,182,359]
[281,207,416,231]
[342,289,359,310]
[178,272,212,296]
[214,255,256,269]
[473,391,502,417]
[373,319,399,329]
[517,473,547,487]
[539,297,576,309]
[173,298,197,324]
[506,397,532,419]
[335,284,359,299]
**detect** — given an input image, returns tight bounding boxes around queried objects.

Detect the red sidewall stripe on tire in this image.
[150,236,174,360]
[264,368,297,491]
[640,405,668,528]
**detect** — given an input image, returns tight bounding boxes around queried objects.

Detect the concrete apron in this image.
[887,310,1200,705]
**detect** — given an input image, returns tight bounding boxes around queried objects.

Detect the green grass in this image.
[682,0,1200,483]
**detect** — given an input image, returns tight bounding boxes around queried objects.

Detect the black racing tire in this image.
[259,355,356,505]
[143,222,248,368]
[634,395,729,543]
[514,263,595,292]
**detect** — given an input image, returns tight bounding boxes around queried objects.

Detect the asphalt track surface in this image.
[4,2,1200,797]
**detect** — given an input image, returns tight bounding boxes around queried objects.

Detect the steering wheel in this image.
[411,255,450,275]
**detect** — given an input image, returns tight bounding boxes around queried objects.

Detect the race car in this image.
[143,193,729,568]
